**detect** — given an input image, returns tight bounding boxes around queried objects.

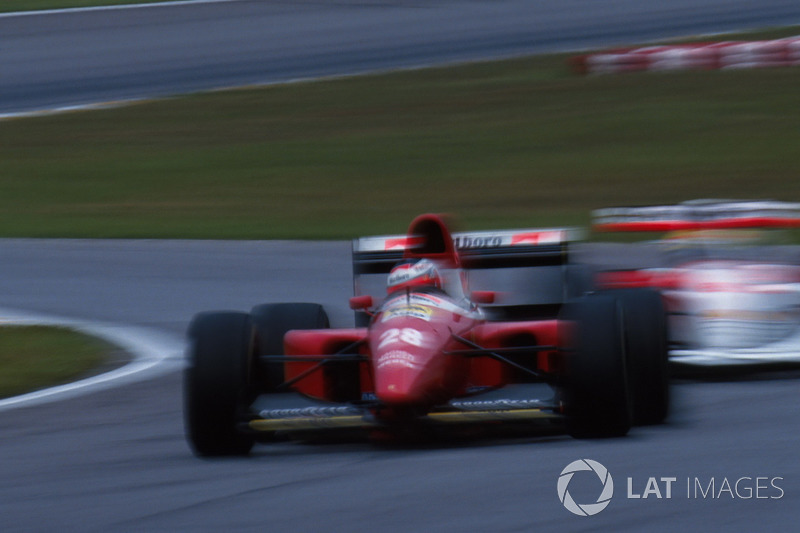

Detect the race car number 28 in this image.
[378,328,424,350]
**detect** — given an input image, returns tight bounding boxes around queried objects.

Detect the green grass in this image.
[3,27,800,239]
[0,0,191,12]
[0,326,117,399]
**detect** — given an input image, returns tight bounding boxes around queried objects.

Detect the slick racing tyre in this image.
[249,303,330,391]
[184,311,257,457]
[561,295,632,438]
[604,288,669,426]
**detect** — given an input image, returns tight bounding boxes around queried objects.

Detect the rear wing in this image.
[593,200,800,233]
[352,228,582,275]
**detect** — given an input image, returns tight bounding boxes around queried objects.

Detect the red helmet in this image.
[387,259,441,294]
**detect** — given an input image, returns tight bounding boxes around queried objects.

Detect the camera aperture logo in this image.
[557,459,614,516]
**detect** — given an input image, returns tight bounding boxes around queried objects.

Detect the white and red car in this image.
[593,200,800,367]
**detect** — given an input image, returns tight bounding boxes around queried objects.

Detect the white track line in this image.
[0,0,244,18]
[0,100,152,121]
[0,307,183,411]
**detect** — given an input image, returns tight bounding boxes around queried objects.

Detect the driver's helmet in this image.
[387,258,442,294]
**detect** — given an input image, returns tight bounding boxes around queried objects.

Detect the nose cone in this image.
[373,351,428,406]
[369,297,475,410]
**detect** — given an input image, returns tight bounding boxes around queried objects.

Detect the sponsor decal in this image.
[384,236,424,251]
[409,293,474,315]
[258,405,362,419]
[453,230,565,249]
[376,350,421,370]
[380,305,433,323]
[386,260,438,289]
[450,398,545,410]
[406,293,442,306]
[381,292,479,321]
[510,230,564,245]
[453,235,504,249]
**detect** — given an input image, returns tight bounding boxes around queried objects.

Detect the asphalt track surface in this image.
[1,2,800,532]
[3,0,800,115]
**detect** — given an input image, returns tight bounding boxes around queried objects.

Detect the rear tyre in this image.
[249,303,331,441]
[249,303,330,390]
[562,295,632,438]
[563,263,594,300]
[184,311,256,457]
[605,288,670,425]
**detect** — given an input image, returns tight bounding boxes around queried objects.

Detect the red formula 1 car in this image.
[184,214,669,456]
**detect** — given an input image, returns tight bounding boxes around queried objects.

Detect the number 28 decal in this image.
[377,328,425,350]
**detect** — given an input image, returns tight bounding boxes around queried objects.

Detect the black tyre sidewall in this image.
[184,311,256,456]
[604,288,669,425]
[562,295,632,438]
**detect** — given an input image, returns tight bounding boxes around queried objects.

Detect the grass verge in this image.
[0,326,119,400]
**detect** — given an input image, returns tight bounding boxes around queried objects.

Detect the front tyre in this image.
[562,295,632,439]
[608,288,670,426]
[184,311,256,457]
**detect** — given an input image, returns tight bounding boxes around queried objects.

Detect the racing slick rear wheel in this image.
[562,295,632,438]
[249,303,330,391]
[607,288,670,426]
[184,311,257,457]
